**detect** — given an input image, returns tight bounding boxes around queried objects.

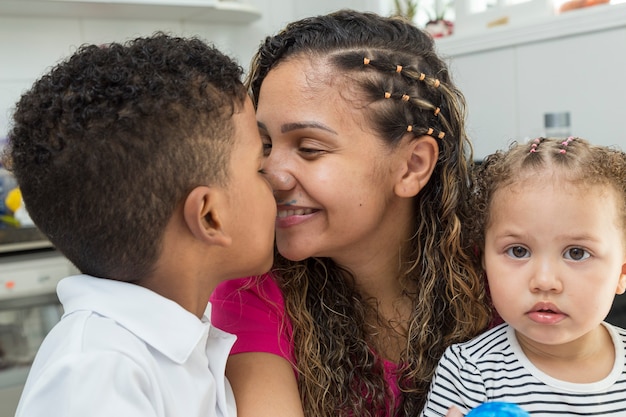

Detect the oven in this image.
[0,250,77,417]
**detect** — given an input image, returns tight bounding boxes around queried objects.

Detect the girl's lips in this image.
[526,302,567,325]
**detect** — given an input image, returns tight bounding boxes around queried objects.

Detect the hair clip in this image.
[433,79,441,88]
[529,138,541,153]
[363,57,370,65]
[384,92,392,99]
[418,73,426,81]
[401,94,410,102]
[396,65,403,73]
[434,107,441,116]
[406,125,413,132]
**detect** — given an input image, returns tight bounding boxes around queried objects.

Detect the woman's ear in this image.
[616,261,626,295]
[183,186,232,248]
[394,134,439,198]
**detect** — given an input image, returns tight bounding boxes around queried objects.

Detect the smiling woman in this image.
[210,9,493,417]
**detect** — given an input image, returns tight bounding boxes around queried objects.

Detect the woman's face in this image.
[256,56,413,267]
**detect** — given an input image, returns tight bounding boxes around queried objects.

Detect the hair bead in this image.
[363,57,370,65]
[433,79,440,88]
[401,94,410,101]
[384,92,391,99]
[418,73,426,81]
[407,125,413,132]
[434,107,441,116]
[427,128,434,135]
[438,131,445,139]
[396,65,403,73]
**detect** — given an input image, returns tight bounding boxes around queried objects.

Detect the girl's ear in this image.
[394,134,439,198]
[183,186,232,248]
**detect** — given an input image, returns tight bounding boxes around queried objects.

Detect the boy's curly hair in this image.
[3,32,247,282]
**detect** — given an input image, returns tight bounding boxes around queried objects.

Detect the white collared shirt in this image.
[15,274,237,417]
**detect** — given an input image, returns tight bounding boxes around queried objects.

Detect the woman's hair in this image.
[246,9,492,416]
[4,33,246,282]
[471,137,626,255]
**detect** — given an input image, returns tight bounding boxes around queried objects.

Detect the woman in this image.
[211,9,492,417]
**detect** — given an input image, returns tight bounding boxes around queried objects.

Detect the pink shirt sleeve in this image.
[210,273,294,363]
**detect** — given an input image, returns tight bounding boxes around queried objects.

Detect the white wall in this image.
[0,0,384,139]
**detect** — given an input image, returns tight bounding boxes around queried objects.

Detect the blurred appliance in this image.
[0,250,77,417]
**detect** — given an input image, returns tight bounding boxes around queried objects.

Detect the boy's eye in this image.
[564,247,589,261]
[506,246,529,259]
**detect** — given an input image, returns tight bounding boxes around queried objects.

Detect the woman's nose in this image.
[264,169,296,191]
[263,149,296,191]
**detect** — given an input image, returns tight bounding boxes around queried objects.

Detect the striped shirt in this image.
[421,323,626,416]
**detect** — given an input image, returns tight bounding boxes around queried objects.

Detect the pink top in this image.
[210,273,401,411]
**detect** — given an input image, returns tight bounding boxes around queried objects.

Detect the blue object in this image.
[466,402,530,417]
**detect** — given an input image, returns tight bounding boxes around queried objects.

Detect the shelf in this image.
[0,0,261,24]
[436,3,626,56]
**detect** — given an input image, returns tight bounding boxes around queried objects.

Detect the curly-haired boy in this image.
[4,32,276,417]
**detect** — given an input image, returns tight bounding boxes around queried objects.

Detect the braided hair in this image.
[246,10,492,417]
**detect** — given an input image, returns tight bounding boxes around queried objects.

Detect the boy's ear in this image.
[183,186,232,248]
[394,134,439,198]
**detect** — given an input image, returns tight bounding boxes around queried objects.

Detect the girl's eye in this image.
[564,247,590,261]
[506,246,529,259]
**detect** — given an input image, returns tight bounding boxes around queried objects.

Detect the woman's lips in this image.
[275,207,318,227]
[276,207,315,218]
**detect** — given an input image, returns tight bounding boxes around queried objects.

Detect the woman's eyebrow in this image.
[280,121,337,135]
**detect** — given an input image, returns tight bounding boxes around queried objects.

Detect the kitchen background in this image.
[1,0,626,416]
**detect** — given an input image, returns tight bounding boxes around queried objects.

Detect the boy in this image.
[4,33,276,416]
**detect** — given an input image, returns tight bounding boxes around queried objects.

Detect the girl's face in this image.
[256,56,414,267]
[484,176,626,353]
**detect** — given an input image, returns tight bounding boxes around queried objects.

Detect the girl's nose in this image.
[530,260,563,293]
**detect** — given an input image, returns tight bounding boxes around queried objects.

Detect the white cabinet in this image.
[436,4,626,159]
[0,0,261,23]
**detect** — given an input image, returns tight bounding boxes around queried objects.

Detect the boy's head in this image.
[4,33,251,281]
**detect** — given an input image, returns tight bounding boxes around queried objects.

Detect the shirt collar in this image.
[57,274,216,364]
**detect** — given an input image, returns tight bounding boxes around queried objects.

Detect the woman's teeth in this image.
[277,208,314,218]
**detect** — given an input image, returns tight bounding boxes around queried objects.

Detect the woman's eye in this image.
[564,247,590,261]
[299,147,324,157]
[506,246,529,259]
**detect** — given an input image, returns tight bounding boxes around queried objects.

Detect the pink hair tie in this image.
[559,149,566,154]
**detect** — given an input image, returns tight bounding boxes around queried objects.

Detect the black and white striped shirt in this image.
[421,323,626,416]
